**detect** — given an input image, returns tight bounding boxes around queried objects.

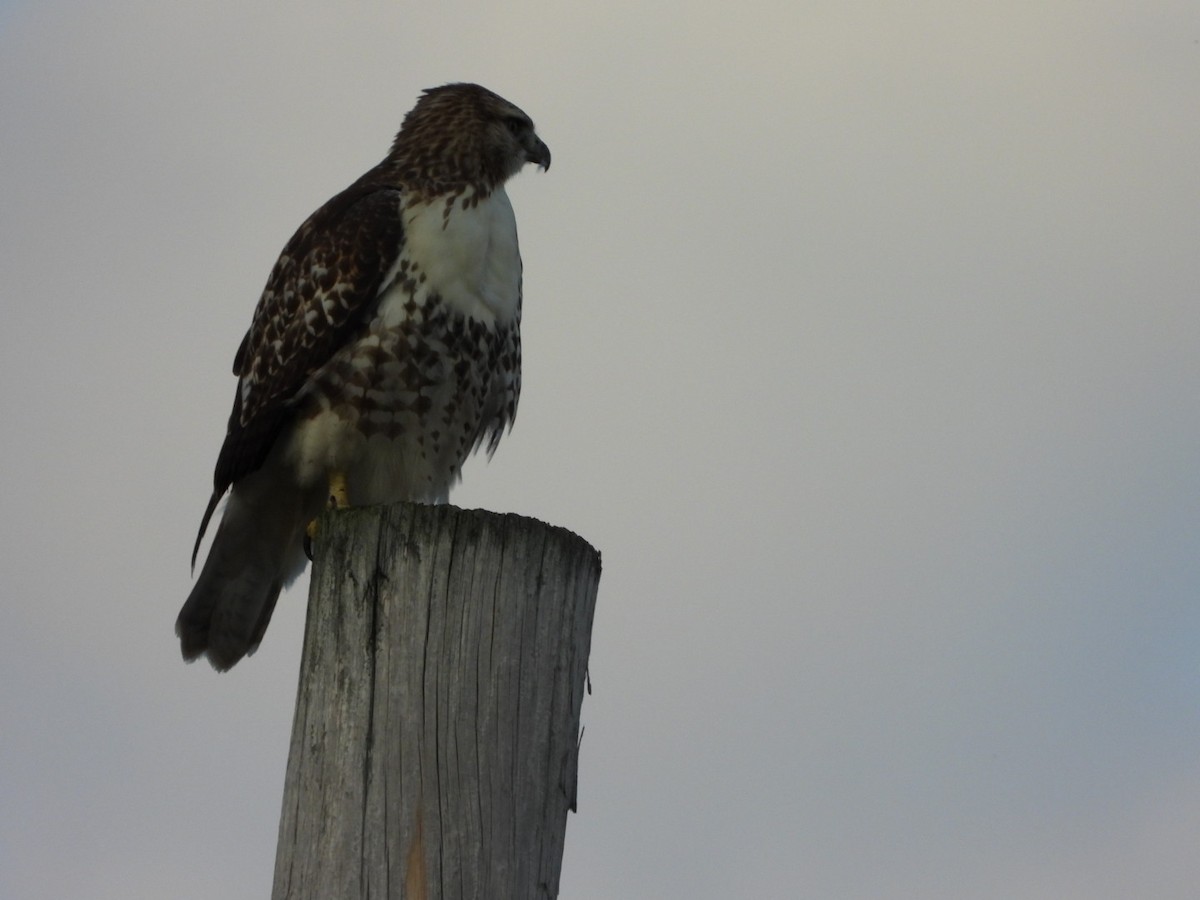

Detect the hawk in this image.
[176,83,550,671]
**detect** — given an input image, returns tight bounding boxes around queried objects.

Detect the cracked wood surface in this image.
[271,503,600,900]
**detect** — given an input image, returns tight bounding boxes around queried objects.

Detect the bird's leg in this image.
[304,470,351,559]
[327,469,350,509]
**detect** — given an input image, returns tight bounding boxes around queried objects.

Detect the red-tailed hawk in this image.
[176,83,550,670]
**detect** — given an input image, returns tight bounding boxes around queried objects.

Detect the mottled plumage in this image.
[177,83,549,670]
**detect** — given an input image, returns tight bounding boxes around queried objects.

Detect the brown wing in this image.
[192,175,405,564]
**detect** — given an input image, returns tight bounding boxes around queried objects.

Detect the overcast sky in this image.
[2,2,1199,898]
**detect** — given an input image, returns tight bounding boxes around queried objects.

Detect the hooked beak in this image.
[526,135,551,171]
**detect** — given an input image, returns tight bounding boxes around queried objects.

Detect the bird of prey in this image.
[176,83,550,671]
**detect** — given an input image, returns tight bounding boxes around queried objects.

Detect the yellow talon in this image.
[328,470,350,509]
[304,471,350,560]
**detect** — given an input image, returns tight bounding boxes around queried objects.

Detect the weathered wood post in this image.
[270,502,601,900]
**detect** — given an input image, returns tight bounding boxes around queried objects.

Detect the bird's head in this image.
[390,83,550,194]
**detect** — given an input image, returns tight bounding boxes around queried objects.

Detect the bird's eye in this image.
[504,116,527,135]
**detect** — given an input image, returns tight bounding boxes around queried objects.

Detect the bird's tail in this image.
[176,471,314,671]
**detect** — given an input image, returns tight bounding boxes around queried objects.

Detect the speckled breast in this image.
[300,292,519,488]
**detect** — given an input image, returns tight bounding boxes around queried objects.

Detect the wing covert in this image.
[194,181,406,562]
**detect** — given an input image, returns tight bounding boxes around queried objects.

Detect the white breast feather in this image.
[398,187,521,324]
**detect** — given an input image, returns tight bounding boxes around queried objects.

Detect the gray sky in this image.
[3,2,1199,897]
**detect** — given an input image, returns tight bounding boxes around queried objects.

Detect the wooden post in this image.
[271,503,601,900]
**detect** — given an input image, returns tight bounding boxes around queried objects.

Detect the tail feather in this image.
[177,471,313,671]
